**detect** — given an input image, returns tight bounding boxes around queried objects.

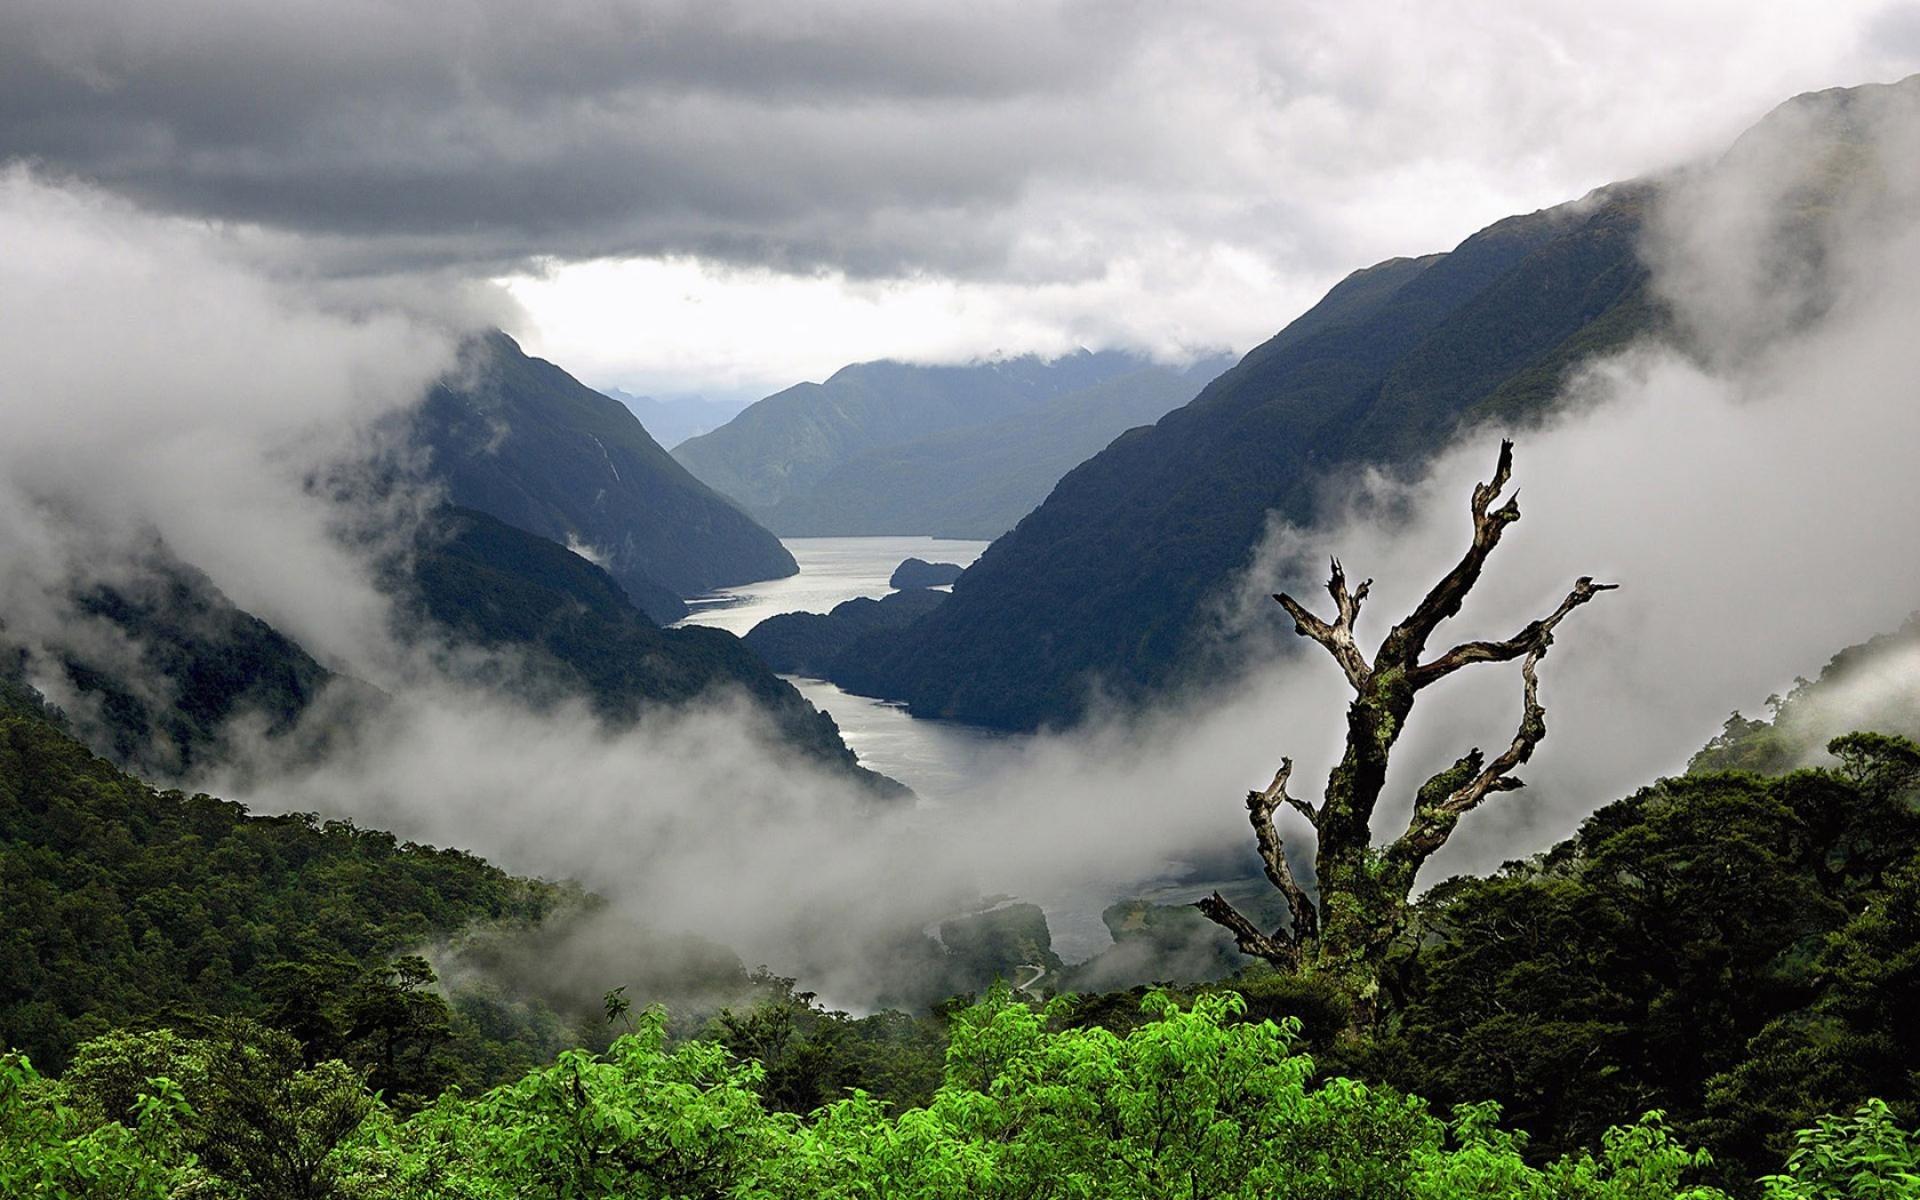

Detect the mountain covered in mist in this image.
[824,192,1657,727]
[0,548,339,780]
[0,508,886,792]
[672,350,1227,538]
[839,80,1915,732]
[415,332,796,623]
[402,507,893,787]
[1691,612,1920,775]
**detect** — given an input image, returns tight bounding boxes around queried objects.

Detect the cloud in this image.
[3,1,1910,283]
[7,2,1915,397]
[0,166,455,669]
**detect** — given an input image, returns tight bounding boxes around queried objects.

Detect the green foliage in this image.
[0,1050,193,1199]
[1759,1101,1920,1199]
[14,991,1917,1199]
[1373,741,1920,1183]
[1691,616,1920,775]
[193,1023,374,1200]
[708,971,945,1115]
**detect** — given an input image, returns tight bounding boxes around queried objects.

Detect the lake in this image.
[675,536,1011,800]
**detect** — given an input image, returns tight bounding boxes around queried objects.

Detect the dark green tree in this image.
[343,956,452,1106]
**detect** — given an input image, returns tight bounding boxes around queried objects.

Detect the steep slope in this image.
[0,515,884,793]
[0,689,563,1074]
[671,350,1162,522]
[848,186,1658,729]
[0,550,336,780]
[760,355,1235,538]
[401,508,897,792]
[415,332,795,623]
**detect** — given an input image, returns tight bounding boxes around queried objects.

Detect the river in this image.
[675,536,1011,801]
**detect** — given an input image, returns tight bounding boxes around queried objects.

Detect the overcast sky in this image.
[5,1,1919,401]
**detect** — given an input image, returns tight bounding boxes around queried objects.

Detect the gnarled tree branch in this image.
[1246,758,1320,945]
[1380,439,1522,666]
[1195,892,1296,965]
[1390,588,1607,876]
[1409,576,1617,689]
[1274,558,1373,691]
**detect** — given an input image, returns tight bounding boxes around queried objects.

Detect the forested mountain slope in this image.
[841,76,1915,732]
[0,681,566,1076]
[415,332,795,623]
[1690,612,1920,774]
[0,550,338,780]
[0,512,881,792]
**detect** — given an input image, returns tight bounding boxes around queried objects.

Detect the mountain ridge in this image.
[416,332,797,623]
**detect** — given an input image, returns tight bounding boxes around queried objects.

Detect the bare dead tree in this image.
[1195,441,1613,1018]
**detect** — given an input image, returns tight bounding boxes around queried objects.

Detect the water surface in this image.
[676,536,1005,799]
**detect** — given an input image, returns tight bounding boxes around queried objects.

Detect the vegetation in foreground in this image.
[9,987,1918,1200]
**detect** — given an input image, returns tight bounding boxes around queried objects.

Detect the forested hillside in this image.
[400,507,891,785]
[415,332,796,623]
[8,616,1920,1195]
[1691,614,1920,774]
[0,549,336,780]
[840,75,1917,732]
[0,509,884,795]
[0,681,569,1083]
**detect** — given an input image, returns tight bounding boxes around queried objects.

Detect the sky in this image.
[4,1,1920,402]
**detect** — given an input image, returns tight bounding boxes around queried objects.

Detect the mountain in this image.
[601,388,752,450]
[671,350,1206,535]
[836,78,1920,731]
[0,512,888,793]
[742,588,948,678]
[401,507,896,791]
[743,355,1234,538]
[414,332,796,623]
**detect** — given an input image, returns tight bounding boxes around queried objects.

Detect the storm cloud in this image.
[3,0,1913,289]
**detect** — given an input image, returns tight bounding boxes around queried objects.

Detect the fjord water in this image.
[676,536,1008,799]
